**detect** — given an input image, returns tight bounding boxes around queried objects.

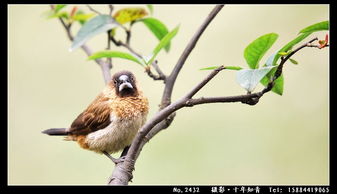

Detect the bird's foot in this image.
[111,156,126,164]
[103,151,126,164]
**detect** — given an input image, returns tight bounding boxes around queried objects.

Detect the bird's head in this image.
[112,71,138,97]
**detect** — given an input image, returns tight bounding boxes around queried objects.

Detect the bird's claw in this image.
[111,156,126,164]
[103,151,126,164]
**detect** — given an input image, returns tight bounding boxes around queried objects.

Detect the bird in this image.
[42,70,149,164]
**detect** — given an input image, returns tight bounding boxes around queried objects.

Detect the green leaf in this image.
[260,73,284,95]
[147,5,154,15]
[88,51,145,66]
[113,8,148,24]
[244,33,279,69]
[73,12,95,25]
[200,66,220,70]
[278,51,288,56]
[200,66,242,71]
[236,66,275,92]
[138,17,170,52]
[55,11,69,19]
[272,32,311,66]
[225,66,243,70]
[54,4,67,13]
[299,21,329,34]
[265,52,278,67]
[272,75,284,95]
[42,5,67,20]
[260,32,310,95]
[70,15,120,51]
[44,10,69,19]
[289,58,298,65]
[147,25,179,65]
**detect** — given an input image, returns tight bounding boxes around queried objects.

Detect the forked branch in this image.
[107,36,323,185]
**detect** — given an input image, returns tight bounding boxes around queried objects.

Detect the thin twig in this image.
[274,37,318,80]
[184,66,225,99]
[108,5,114,15]
[106,31,113,69]
[110,37,167,82]
[110,36,141,58]
[145,65,166,82]
[108,22,167,81]
[87,4,102,15]
[51,5,112,84]
[125,29,131,46]
[161,5,224,107]
[152,60,166,79]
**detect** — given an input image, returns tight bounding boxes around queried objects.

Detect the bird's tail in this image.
[42,128,68,136]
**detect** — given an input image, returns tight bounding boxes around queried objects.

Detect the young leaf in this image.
[236,66,275,93]
[318,34,329,49]
[42,5,67,20]
[54,4,67,13]
[147,25,179,65]
[225,66,243,71]
[44,10,69,19]
[138,17,170,52]
[73,11,95,25]
[147,5,154,15]
[113,8,148,24]
[244,33,278,69]
[289,58,298,65]
[278,51,288,56]
[254,32,310,96]
[70,15,120,51]
[299,21,329,34]
[200,66,221,70]
[88,51,145,66]
[56,11,69,19]
[271,32,311,66]
[200,66,242,71]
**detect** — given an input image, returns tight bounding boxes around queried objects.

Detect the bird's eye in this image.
[113,79,118,84]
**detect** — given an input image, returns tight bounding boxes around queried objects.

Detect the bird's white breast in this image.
[85,112,145,154]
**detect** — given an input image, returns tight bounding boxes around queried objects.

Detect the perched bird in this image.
[42,70,149,163]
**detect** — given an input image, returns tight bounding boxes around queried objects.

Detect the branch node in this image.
[145,66,166,82]
[241,97,260,106]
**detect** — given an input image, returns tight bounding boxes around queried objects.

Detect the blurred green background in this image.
[8,4,329,185]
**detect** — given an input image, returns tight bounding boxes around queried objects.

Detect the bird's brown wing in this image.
[68,94,112,135]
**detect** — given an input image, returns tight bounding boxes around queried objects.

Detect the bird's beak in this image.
[119,82,133,92]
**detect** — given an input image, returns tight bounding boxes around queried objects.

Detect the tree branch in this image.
[107,5,224,185]
[107,35,324,185]
[110,36,141,58]
[152,60,166,80]
[144,61,167,82]
[161,5,224,107]
[50,5,112,84]
[51,4,325,185]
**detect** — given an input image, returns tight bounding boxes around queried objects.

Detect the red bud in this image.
[70,6,78,18]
